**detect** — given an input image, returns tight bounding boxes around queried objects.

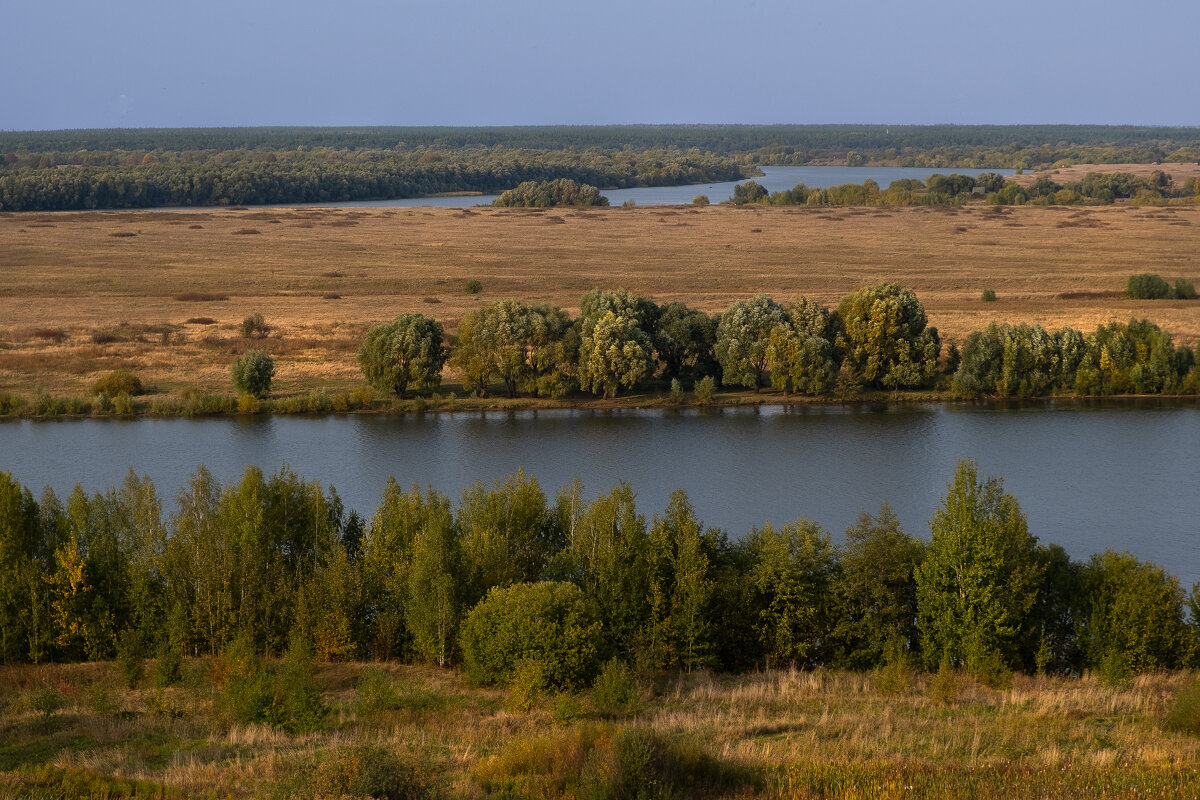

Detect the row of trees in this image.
[492,179,608,207]
[729,174,1007,207]
[990,171,1200,206]
[1,462,1195,685]
[0,146,745,212]
[953,320,1196,398]
[6,124,1199,167]
[355,286,1196,401]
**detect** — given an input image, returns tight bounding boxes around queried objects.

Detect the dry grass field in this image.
[1,203,1197,399]
[1012,162,1200,187]
[2,661,1198,799]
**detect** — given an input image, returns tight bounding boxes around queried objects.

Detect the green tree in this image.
[1080,550,1194,673]
[449,300,542,397]
[915,460,1044,672]
[357,314,445,397]
[715,294,787,390]
[766,325,836,396]
[231,351,275,398]
[359,479,424,660]
[836,283,940,390]
[644,489,713,671]
[404,489,460,667]
[458,470,558,607]
[745,519,838,668]
[558,482,650,659]
[831,505,924,669]
[731,181,768,204]
[652,302,717,383]
[578,311,653,398]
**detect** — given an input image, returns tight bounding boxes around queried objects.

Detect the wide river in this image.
[2,403,1196,586]
[317,166,1015,209]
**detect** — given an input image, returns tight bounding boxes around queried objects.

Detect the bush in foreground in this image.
[92,369,143,397]
[460,581,601,691]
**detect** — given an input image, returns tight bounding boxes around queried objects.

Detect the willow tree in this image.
[715,294,787,390]
[357,313,445,397]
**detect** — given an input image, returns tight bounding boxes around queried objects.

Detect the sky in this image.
[3,0,1199,130]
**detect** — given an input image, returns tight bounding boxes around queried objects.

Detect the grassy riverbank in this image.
[2,661,1198,799]
[1,204,1198,403]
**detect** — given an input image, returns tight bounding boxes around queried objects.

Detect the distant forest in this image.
[3,124,1200,211]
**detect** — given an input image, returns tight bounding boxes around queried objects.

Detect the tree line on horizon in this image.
[0,461,1195,690]
[6,123,1200,211]
[349,285,1198,404]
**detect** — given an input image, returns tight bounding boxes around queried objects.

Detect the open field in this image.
[1013,162,1200,187]
[1,204,1197,399]
[2,661,1198,799]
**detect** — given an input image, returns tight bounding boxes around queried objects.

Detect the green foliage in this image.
[221,632,328,733]
[1175,277,1197,300]
[494,178,609,208]
[694,375,715,404]
[1164,681,1200,736]
[310,743,429,800]
[30,684,64,719]
[1126,273,1174,299]
[926,658,960,705]
[715,294,787,390]
[833,506,924,669]
[356,666,403,715]
[230,351,274,398]
[691,194,709,206]
[652,302,717,382]
[745,519,838,668]
[92,369,144,397]
[404,490,460,667]
[766,324,836,396]
[836,283,940,389]
[473,724,752,800]
[358,314,446,397]
[507,658,548,713]
[916,460,1044,673]
[459,581,601,691]
[981,288,997,302]
[730,180,768,205]
[450,300,545,397]
[953,322,1085,398]
[464,279,483,294]
[578,310,653,398]
[240,313,269,339]
[1081,550,1195,673]
[115,628,145,689]
[590,658,642,719]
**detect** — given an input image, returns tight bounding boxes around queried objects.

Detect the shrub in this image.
[0,393,23,415]
[694,375,716,404]
[465,279,483,294]
[1175,278,1197,300]
[356,667,403,715]
[590,659,641,719]
[93,369,143,397]
[115,628,145,689]
[31,685,64,719]
[112,392,135,415]
[1126,273,1173,299]
[220,633,327,733]
[152,638,183,689]
[460,581,601,691]
[669,377,683,403]
[310,744,429,800]
[981,288,997,302]
[692,194,710,206]
[1164,681,1200,736]
[241,313,270,339]
[621,199,636,209]
[231,351,274,398]
[926,659,959,705]
[551,692,588,726]
[507,658,548,713]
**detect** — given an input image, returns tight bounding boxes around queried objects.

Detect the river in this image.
[2,402,1196,586]
[313,166,1016,209]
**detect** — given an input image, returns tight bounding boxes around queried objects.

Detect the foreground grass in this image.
[1,204,1198,400]
[1,662,1197,799]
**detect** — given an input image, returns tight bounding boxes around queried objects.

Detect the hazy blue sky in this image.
[4,0,1198,130]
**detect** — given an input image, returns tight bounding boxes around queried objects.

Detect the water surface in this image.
[2,403,1196,585]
